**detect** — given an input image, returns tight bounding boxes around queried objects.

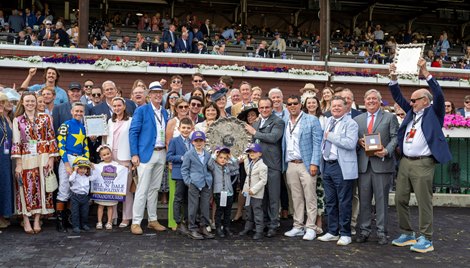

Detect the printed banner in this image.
[91,162,128,202]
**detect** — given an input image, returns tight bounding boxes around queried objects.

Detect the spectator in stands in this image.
[88,36,98,49]
[192,25,203,42]
[221,25,235,40]
[163,41,172,53]
[463,45,470,65]
[24,8,36,28]
[112,38,125,50]
[211,45,220,55]
[430,56,442,68]
[161,13,171,30]
[98,39,110,50]
[256,41,268,58]
[435,32,450,56]
[445,101,455,115]
[267,32,287,58]
[201,19,211,41]
[54,21,70,47]
[212,33,224,46]
[67,23,79,46]
[151,13,161,32]
[0,10,6,27]
[34,10,44,26]
[385,36,397,53]
[134,32,145,51]
[162,24,177,50]
[373,24,384,45]
[1,23,13,33]
[8,9,24,33]
[193,41,208,54]
[218,44,226,55]
[21,67,68,105]
[38,20,54,44]
[175,32,192,53]
[124,12,134,26]
[457,95,470,118]
[424,50,434,62]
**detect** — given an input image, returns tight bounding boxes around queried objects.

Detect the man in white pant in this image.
[129,81,169,235]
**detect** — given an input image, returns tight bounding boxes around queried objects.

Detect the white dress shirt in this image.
[285,114,303,162]
[69,170,98,195]
[402,109,431,157]
[151,102,166,148]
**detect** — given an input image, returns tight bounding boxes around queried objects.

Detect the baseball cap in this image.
[73,157,91,168]
[69,82,81,90]
[245,143,262,153]
[149,81,163,91]
[215,146,231,154]
[191,131,206,142]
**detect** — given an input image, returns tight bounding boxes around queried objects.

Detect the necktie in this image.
[323,119,338,159]
[184,139,190,151]
[368,114,375,134]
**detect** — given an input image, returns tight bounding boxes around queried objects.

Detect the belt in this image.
[403,155,432,161]
[289,159,303,164]
[154,147,166,151]
[324,159,338,164]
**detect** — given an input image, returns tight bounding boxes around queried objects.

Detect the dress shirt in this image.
[402,109,431,157]
[285,114,303,162]
[69,170,97,195]
[367,110,379,133]
[465,110,470,118]
[259,117,268,128]
[151,102,166,148]
[197,150,205,164]
[323,116,344,161]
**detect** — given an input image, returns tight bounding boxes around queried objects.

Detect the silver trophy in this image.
[206,117,253,157]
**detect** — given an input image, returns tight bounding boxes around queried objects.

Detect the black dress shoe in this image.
[378,236,388,245]
[216,227,225,238]
[224,227,233,237]
[253,232,263,240]
[239,229,252,236]
[355,234,369,243]
[200,227,215,239]
[189,230,204,240]
[176,224,189,235]
[266,229,276,238]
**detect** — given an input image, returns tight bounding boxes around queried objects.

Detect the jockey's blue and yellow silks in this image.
[57,118,89,163]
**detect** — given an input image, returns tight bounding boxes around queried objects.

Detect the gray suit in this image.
[252,113,285,230]
[354,109,398,237]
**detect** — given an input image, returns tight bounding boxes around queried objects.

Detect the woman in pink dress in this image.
[11,92,58,234]
[103,97,133,228]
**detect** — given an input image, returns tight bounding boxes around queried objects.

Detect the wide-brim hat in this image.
[0,92,8,102]
[300,83,318,94]
[237,103,259,123]
[211,88,228,102]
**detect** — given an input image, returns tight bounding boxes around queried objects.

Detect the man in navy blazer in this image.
[456,95,470,117]
[175,32,192,53]
[129,81,169,235]
[389,59,451,253]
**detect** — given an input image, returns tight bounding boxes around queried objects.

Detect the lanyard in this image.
[288,113,303,136]
[154,110,163,126]
[412,114,423,128]
[0,116,7,145]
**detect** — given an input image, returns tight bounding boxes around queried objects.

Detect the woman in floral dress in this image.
[11,92,58,234]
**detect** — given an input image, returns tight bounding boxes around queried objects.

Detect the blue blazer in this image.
[456,108,466,117]
[181,148,213,190]
[324,108,362,119]
[91,98,136,120]
[282,112,322,173]
[175,38,192,53]
[166,135,191,180]
[129,103,169,163]
[390,78,452,164]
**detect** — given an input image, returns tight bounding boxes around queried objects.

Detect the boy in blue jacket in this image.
[166,118,193,236]
[181,131,215,240]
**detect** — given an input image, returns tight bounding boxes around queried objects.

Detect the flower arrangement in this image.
[443,114,470,129]
[288,68,330,76]
[94,58,148,69]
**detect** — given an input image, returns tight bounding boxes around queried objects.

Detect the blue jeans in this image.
[70,192,90,229]
[322,161,354,236]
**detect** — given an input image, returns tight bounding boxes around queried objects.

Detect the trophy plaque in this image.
[394,43,426,76]
[84,115,109,137]
[364,133,382,157]
[206,117,253,158]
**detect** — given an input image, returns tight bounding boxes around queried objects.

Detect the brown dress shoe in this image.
[131,224,143,235]
[148,220,167,231]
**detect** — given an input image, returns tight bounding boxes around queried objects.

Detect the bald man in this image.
[388,58,451,253]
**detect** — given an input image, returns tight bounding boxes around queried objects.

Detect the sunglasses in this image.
[466,101,470,104]
[177,105,189,109]
[410,96,425,103]
[191,103,202,107]
[396,113,405,116]
[84,85,93,88]
[46,23,52,26]
[206,94,212,97]
[92,93,101,97]
[286,102,299,106]
[445,105,451,107]
[172,80,182,84]
[169,96,179,100]
[193,79,203,83]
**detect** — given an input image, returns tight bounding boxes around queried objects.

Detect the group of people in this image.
[0,58,457,254]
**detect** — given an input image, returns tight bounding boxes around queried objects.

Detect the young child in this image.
[181,131,214,240]
[166,118,194,235]
[69,157,97,234]
[93,145,128,230]
[238,143,268,240]
[208,146,239,238]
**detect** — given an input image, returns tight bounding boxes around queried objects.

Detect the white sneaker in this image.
[337,236,352,246]
[317,233,340,242]
[302,229,317,241]
[284,227,305,237]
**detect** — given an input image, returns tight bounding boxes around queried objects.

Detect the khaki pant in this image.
[395,157,435,240]
[286,162,319,231]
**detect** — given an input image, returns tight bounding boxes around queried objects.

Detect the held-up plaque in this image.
[394,43,426,76]
[84,115,109,137]
[364,133,382,157]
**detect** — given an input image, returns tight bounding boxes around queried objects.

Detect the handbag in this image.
[45,170,58,193]
[130,167,138,193]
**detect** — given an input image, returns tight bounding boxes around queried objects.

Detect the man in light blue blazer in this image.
[281,95,323,241]
[318,96,359,246]
[129,81,169,235]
